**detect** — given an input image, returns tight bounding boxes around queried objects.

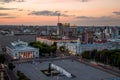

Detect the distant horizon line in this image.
[0,24,120,27]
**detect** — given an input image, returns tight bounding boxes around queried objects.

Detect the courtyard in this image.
[14,59,118,80]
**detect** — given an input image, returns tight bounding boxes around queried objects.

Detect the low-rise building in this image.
[6,40,39,60]
[37,37,77,45]
[57,38,116,55]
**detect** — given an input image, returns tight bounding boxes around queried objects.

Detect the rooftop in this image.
[7,40,38,51]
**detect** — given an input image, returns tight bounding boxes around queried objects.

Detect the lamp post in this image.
[48,63,51,74]
[32,54,35,64]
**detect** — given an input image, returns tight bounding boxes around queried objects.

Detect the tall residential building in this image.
[57,23,77,39]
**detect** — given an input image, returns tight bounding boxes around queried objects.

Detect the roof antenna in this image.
[58,14,60,23]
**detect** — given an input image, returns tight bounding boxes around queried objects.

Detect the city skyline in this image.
[0,0,120,26]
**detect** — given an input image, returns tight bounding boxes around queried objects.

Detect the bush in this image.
[0,54,6,63]
[17,70,30,80]
[8,63,15,71]
[17,70,21,76]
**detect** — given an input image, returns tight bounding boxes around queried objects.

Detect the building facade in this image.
[57,38,116,55]
[57,23,77,39]
[6,40,39,60]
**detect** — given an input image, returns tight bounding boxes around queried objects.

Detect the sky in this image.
[0,0,120,26]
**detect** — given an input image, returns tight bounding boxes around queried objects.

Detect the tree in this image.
[65,49,70,55]
[51,42,57,47]
[17,70,21,76]
[51,46,57,53]
[0,54,6,63]
[81,49,120,69]
[91,49,97,60]
[17,70,31,80]
[8,63,15,71]
[29,41,57,57]
[81,51,90,59]
[59,46,65,53]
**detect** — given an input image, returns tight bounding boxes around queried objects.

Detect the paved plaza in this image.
[14,59,118,80]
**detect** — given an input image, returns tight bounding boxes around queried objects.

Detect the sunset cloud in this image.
[29,10,60,16]
[80,0,90,2]
[113,11,120,15]
[0,13,9,16]
[0,7,17,10]
[1,16,16,19]
[0,0,24,3]
[76,15,118,21]
[74,15,120,26]
[29,10,70,17]
[76,16,94,19]
[0,12,17,19]
[53,0,90,3]
[0,0,120,25]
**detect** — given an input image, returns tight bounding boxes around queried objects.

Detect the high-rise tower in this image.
[57,15,60,36]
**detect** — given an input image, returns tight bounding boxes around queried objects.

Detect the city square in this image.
[14,59,118,80]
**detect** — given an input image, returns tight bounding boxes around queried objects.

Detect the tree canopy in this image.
[8,63,16,71]
[0,54,6,63]
[81,49,120,69]
[29,42,57,57]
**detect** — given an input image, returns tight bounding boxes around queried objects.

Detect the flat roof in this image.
[65,42,110,47]
[37,37,77,42]
[7,44,38,51]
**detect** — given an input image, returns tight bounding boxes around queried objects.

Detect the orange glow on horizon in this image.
[0,0,120,25]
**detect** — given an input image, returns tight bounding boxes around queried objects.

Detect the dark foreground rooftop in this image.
[14,59,118,80]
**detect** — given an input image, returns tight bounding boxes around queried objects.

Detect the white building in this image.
[57,38,116,55]
[6,40,39,60]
